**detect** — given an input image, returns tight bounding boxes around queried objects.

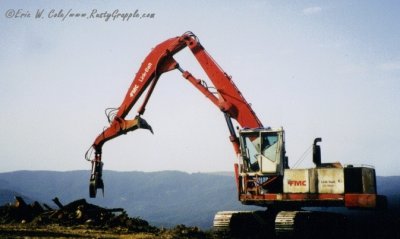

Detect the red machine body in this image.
[86,32,383,213]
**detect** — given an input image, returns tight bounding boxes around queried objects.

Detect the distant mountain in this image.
[0,189,35,205]
[377,176,400,195]
[0,170,256,228]
[0,171,398,229]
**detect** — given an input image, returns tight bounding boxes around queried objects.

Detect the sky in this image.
[0,1,399,176]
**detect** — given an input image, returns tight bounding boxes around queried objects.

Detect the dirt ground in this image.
[0,224,212,239]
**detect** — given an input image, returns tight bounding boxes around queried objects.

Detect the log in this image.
[14,196,27,208]
[43,203,53,211]
[52,197,64,209]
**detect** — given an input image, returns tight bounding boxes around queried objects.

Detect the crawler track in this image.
[214,210,346,238]
[275,210,346,239]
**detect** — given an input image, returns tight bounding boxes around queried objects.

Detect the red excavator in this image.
[85,32,386,237]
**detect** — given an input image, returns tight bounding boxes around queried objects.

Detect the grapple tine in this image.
[137,116,154,134]
[89,159,104,198]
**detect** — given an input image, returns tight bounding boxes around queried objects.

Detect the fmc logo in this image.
[288,180,306,186]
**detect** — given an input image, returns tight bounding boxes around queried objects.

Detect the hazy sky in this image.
[1,1,399,176]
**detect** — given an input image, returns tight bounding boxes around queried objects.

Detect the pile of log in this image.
[0,196,44,224]
[0,196,155,232]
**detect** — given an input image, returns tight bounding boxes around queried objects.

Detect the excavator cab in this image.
[238,128,286,176]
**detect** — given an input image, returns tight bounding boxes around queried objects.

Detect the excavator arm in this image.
[86,32,263,197]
